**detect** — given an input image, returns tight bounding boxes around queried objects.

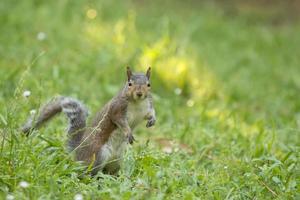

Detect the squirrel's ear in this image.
[146,67,151,79]
[127,66,132,81]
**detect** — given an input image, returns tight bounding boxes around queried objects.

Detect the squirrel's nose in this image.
[136,92,143,97]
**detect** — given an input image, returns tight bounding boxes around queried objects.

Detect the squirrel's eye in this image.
[147,83,151,87]
[128,82,132,86]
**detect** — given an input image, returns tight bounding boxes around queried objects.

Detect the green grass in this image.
[0,0,299,199]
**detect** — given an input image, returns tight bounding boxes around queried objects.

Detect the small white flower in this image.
[6,194,14,200]
[30,109,36,115]
[186,99,194,107]
[224,166,228,169]
[174,88,182,95]
[136,178,144,186]
[162,146,173,154]
[37,32,46,41]
[23,90,31,98]
[19,181,29,188]
[74,194,83,200]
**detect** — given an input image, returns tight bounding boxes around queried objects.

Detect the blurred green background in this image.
[0,0,299,199]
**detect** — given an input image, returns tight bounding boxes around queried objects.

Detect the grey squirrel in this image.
[21,67,156,175]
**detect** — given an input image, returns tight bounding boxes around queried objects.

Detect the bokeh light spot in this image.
[86,9,97,19]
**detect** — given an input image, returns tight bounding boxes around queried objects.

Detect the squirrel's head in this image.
[125,67,151,101]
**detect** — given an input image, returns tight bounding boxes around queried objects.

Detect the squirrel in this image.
[21,67,156,175]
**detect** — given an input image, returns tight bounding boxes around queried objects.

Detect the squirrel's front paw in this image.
[146,117,156,128]
[127,133,135,144]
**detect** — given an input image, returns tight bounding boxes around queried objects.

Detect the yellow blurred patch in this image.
[86,9,97,19]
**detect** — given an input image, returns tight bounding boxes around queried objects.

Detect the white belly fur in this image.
[127,99,150,128]
[98,99,150,171]
[98,129,126,171]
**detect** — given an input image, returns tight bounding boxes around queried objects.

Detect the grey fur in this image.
[21,96,89,151]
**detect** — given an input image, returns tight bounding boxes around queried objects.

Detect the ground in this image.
[0,0,299,199]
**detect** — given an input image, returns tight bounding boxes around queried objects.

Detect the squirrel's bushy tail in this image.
[21,96,89,151]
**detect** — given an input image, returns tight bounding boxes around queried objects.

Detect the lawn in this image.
[0,0,299,199]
